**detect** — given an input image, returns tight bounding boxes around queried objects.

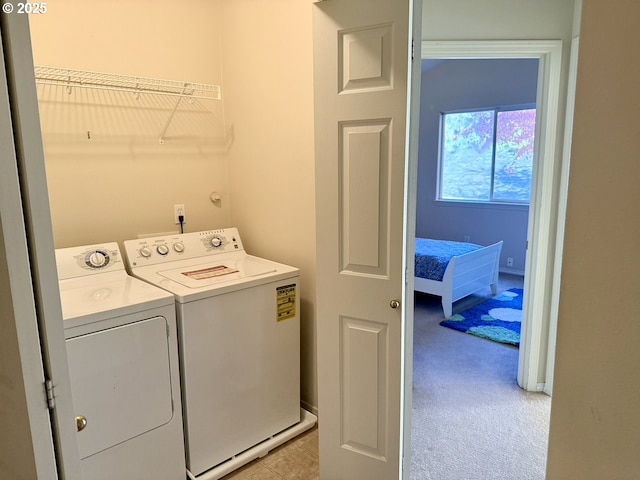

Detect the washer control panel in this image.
[200,230,240,252]
[55,242,123,280]
[124,228,244,267]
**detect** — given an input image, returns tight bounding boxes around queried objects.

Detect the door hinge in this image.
[411,38,415,60]
[45,379,55,410]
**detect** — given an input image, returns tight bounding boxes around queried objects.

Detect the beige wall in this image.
[218,0,318,411]
[29,0,230,247]
[546,1,640,478]
[423,0,576,42]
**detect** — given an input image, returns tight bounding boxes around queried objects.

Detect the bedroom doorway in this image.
[409,40,567,478]
[418,40,564,393]
[415,55,538,379]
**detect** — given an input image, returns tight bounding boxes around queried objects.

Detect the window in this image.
[439,106,536,203]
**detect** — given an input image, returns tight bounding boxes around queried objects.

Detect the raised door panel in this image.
[339,120,391,278]
[340,316,388,460]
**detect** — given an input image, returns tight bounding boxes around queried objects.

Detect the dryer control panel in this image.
[124,228,244,267]
[56,242,124,280]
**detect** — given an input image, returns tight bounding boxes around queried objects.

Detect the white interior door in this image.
[313,1,412,478]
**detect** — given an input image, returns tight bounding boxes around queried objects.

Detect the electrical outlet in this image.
[507,257,514,267]
[174,204,185,225]
[463,235,470,243]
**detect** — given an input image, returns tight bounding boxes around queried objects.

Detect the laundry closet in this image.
[28,0,318,477]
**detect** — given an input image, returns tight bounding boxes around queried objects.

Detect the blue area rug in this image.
[440,288,523,346]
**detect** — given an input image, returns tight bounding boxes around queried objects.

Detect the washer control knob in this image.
[87,251,107,268]
[210,237,222,248]
[157,244,170,256]
[139,247,152,258]
[173,242,185,253]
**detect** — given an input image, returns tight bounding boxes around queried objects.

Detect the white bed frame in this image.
[414,241,504,318]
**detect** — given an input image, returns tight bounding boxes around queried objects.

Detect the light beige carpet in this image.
[410,275,551,480]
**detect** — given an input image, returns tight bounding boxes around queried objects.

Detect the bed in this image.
[414,238,503,318]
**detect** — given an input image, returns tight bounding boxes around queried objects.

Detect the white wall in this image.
[29,0,230,247]
[218,0,318,412]
[417,59,538,273]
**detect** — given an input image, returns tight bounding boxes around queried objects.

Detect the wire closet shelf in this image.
[33,65,221,101]
[34,65,221,144]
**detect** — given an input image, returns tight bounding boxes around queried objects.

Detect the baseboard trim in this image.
[499,268,525,276]
[301,400,319,418]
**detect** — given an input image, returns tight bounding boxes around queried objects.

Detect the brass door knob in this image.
[76,415,87,432]
[390,299,401,309]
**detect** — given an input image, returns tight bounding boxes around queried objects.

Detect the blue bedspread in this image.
[415,238,481,281]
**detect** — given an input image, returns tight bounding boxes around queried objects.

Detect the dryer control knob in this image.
[210,237,223,248]
[157,244,170,255]
[173,242,185,253]
[87,251,107,268]
[139,247,152,258]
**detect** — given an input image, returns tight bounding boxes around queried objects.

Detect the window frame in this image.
[436,103,537,205]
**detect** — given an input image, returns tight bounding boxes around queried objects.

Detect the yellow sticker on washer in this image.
[276,284,297,322]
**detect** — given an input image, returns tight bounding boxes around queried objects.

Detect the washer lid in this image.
[157,256,276,289]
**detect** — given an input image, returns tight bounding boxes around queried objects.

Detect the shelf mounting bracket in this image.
[159,85,187,145]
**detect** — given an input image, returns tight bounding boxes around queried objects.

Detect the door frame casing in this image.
[420,40,564,392]
[544,34,580,397]
[1,10,82,478]
[401,1,423,478]
[0,27,58,479]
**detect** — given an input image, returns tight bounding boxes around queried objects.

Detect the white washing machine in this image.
[55,242,186,480]
[123,228,316,480]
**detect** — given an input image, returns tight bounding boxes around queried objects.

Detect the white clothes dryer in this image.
[123,228,316,480]
[55,242,186,480]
